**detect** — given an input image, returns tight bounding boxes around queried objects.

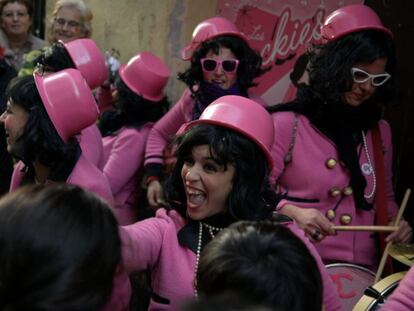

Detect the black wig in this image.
[178,35,267,97]
[0,184,120,311]
[98,75,169,136]
[34,42,76,72]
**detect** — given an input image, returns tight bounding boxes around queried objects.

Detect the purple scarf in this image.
[191,81,245,120]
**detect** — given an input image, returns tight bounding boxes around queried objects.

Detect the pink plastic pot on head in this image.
[34,68,99,142]
[118,51,170,102]
[183,95,274,168]
[181,17,248,61]
[63,39,108,89]
[321,4,393,43]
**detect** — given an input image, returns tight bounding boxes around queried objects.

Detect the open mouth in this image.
[188,192,205,206]
[186,186,206,207]
[211,79,225,86]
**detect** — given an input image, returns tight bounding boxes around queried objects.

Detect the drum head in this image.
[353,271,406,311]
[326,263,376,311]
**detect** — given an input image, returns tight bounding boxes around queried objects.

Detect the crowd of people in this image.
[0,1,413,310]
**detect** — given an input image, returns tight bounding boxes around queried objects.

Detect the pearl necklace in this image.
[193,222,224,297]
[193,222,203,298]
[361,131,376,199]
[202,223,224,239]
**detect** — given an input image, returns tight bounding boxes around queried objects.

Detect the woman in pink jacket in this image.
[0,69,113,206]
[99,52,170,225]
[33,38,108,168]
[268,4,411,269]
[121,96,342,311]
[144,17,267,207]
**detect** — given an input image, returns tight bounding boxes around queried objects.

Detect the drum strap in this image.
[371,124,393,275]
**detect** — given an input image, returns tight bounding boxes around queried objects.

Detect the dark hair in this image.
[0,0,33,18]
[0,184,121,311]
[178,35,266,95]
[33,42,76,72]
[5,75,80,181]
[289,52,309,87]
[164,124,275,221]
[196,220,322,311]
[98,75,169,136]
[308,30,396,105]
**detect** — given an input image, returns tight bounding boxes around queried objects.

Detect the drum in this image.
[326,263,376,311]
[353,271,406,310]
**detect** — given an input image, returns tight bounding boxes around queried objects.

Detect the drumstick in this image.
[375,189,411,283]
[331,225,398,232]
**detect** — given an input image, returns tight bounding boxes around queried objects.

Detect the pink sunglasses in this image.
[200,58,239,73]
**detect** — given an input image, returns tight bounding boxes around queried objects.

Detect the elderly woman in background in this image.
[0,0,45,72]
[18,0,93,76]
[47,0,92,44]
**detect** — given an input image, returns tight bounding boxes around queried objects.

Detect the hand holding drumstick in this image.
[374,189,412,282]
[332,189,411,236]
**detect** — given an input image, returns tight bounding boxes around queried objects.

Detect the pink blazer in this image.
[10,156,114,207]
[101,124,152,225]
[270,112,398,268]
[120,208,342,311]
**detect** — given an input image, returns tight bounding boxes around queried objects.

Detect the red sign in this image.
[217,0,363,105]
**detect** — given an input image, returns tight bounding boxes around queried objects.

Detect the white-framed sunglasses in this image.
[350,67,391,86]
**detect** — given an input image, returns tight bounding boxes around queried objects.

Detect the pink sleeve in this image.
[144,89,194,166]
[286,222,343,311]
[378,120,399,219]
[78,124,103,168]
[102,128,148,195]
[67,156,115,207]
[119,210,170,273]
[381,268,414,311]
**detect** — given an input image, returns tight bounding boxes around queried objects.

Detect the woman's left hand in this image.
[386,218,412,244]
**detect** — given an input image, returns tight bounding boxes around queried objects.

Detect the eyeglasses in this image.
[2,11,28,19]
[350,67,391,86]
[54,17,81,29]
[200,58,239,73]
